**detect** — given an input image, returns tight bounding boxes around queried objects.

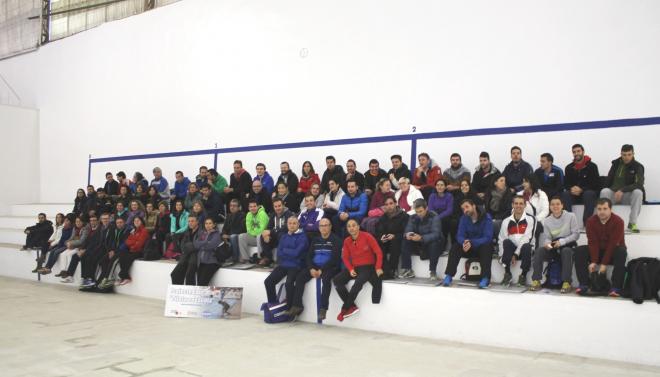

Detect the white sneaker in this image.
[60,276,74,283]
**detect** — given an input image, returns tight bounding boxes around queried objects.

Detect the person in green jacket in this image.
[167,200,190,257]
[238,200,269,263]
[209,168,228,196]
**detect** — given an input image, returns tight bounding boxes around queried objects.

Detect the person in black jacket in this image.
[243,180,273,214]
[104,172,120,196]
[200,184,224,223]
[96,188,115,215]
[170,215,202,285]
[72,189,87,217]
[600,144,645,233]
[484,174,514,243]
[502,146,534,193]
[79,213,113,287]
[221,199,247,263]
[375,197,409,279]
[388,154,412,190]
[364,159,388,197]
[96,217,129,289]
[321,155,346,194]
[561,144,600,225]
[22,213,54,251]
[275,161,299,197]
[534,153,564,199]
[224,160,252,207]
[257,198,294,267]
[471,152,500,200]
[285,218,342,320]
[343,159,365,192]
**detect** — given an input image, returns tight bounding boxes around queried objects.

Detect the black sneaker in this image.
[501,272,512,286]
[517,273,527,287]
[249,254,260,264]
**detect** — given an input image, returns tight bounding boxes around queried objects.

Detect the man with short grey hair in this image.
[150,167,170,200]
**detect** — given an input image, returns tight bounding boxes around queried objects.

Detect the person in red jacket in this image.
[574,198,627,297]
[332,219,384,321]
[412,152,442,199]
[118,216,150,285]
[298,161,321,194]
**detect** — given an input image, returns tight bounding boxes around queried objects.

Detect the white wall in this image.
[0,0,659,202]
[0,105,39,214]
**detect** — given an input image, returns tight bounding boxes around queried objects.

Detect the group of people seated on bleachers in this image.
[21,143,645,321]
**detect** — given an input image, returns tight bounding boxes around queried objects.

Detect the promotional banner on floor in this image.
[164,285,243,319]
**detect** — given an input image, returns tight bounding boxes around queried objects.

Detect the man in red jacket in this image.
[412,152,441,199]
[574,198,627,297]
[332,219,384,321]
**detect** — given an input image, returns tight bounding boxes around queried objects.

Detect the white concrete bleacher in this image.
[1,203,660,367]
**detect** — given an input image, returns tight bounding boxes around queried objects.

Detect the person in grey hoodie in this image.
[192,218,224,286]
[443,153,472,193]
[530,196,579,293]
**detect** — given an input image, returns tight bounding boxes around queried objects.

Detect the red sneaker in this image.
[342,305,360,319]
[336,309,346,322]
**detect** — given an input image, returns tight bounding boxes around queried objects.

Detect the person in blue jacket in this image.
[285,218,342,320]
[254,163,275,196]
[443,198,494,289]
[335,179,368,237]
[172,171,191,203]
[264,217,309,306]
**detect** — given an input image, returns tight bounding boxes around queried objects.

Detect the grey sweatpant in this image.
[599,188,643,225]
[532,246,574,283]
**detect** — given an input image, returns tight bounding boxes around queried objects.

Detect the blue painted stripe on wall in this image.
[89,116,660,163]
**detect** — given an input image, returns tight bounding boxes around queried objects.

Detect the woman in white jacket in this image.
[518,174,549,245]
[394,177,424,215]
[322,179,345,219]
[518,174,549,224]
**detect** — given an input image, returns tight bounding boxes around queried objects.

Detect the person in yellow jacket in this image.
[238,200,270,263]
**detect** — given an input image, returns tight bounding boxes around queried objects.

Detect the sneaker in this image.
[249,254,260,264]
[258,258,273,268]
[343,305,359,319]
[38,268,51,275]
[398,269,415,279]
[529,280,541,291]
[560,282,572,294]
[501,272,512,286]
[429,271,438,281]
[517,273,527,287]
[60,276,74,284]
[442,275,453,287]
[118,278,132,286]
[575,285,588,295]
[80,279,95,288]
[336,309,347,322]
[628,223,640,234]
[318,309,327,321]
[608,288,621,298]
[98,278,108,288]
[478,277,490,289]
[285,306,303,317]
[54,271,65,278]
[20,245,28,251]
[31,267,40,273]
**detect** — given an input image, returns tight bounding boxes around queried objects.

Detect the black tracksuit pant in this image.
[574,245,627,289]
[170,250,198,285]
[333,265,382,310]
[444,242,493,279]
[264,266,301,304]
[291,267,338,310]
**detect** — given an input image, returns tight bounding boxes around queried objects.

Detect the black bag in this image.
[580,272,611,296]
[214,241,233,264]
[142,238,162,261]
[461,258,482,281]
[622,257,660,304]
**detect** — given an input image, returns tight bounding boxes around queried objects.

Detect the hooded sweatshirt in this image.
[245,205,269,237]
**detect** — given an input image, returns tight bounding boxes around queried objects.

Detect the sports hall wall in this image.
[0,0,659,203]
[0,105,39,214]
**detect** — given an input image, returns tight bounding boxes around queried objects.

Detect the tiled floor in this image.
[1,276,659,377]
